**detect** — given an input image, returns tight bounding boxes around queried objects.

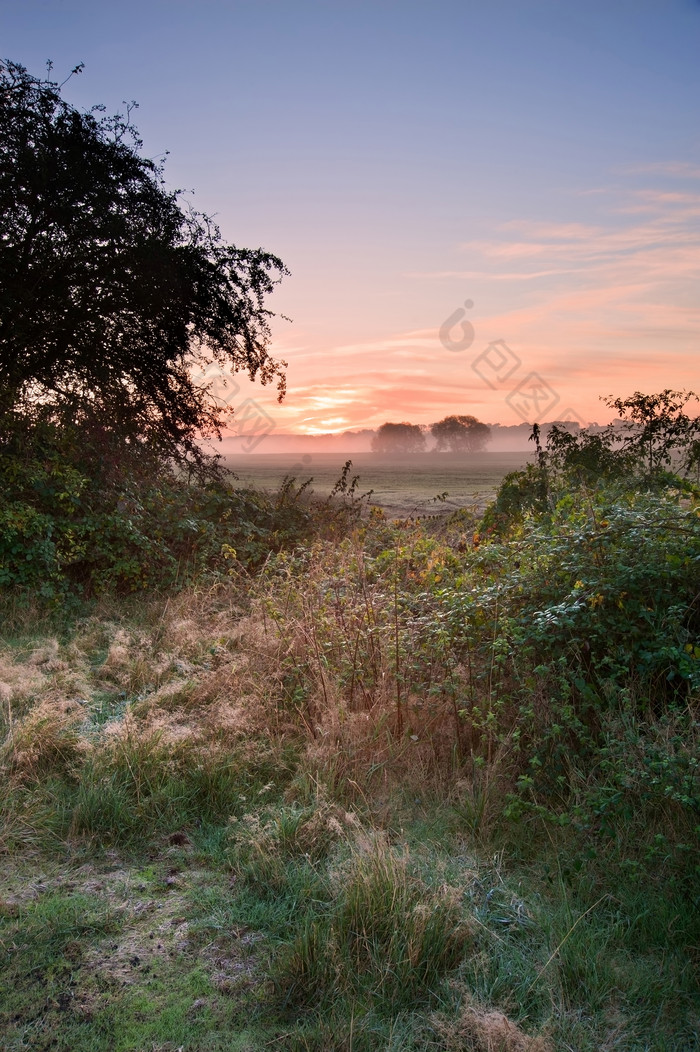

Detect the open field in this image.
[3,438,699,1049]
[223,451,532,517]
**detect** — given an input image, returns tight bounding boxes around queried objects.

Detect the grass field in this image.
[2,450,699,1050]
[224,451,532,517]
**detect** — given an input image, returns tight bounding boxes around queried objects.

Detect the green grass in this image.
[0,859,276,1051]
[1,797,697,1049]
[2,475,699,1050]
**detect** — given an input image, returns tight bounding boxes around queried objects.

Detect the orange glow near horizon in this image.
[7,2,698,443]
[216,178,700,438]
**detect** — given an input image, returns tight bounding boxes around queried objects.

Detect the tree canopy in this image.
[0,60,287,467]
[430,415,491,453]
[603,390,700,475]
[540,390,700,484]
[371,422,426,454]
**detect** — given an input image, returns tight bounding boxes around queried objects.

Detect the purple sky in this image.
[3,0,699,433]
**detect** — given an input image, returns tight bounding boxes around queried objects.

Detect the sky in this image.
[2,0,700,437]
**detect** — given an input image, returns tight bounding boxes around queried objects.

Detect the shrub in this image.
[0,414,319,600]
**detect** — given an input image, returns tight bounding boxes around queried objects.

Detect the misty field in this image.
[224,450,532,517]
[3,402,700,1050]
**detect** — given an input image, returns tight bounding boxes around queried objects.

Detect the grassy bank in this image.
[2,407,700,1049]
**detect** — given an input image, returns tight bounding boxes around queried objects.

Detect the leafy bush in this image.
[245,436,700,890]
[0,413,322,600]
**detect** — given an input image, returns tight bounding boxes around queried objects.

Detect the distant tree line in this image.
[371,415,491,454]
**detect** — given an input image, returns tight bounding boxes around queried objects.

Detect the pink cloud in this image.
[245,175,700,432]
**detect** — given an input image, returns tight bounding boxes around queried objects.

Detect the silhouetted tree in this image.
[0,60,287,469]
[532,390,700,490]
[431,415,490,452]
[603,390,700,476]
[371,422,426,454]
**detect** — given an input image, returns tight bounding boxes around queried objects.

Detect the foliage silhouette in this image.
[371,422,426,454]
[481,390,700,537]
[431,414,491,452]
[0,59,287,469]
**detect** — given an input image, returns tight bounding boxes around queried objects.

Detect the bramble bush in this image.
[462,399,700,871]
[247,398,700,884]
[2,392,698,874]
[467,483,700,847]
[0,412,327,600]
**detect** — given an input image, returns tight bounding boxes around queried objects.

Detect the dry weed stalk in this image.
[434,996,553,1052]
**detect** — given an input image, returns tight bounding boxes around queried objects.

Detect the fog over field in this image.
[219,422,550,457]
[222,450,532,518]
[216,422,565,516]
